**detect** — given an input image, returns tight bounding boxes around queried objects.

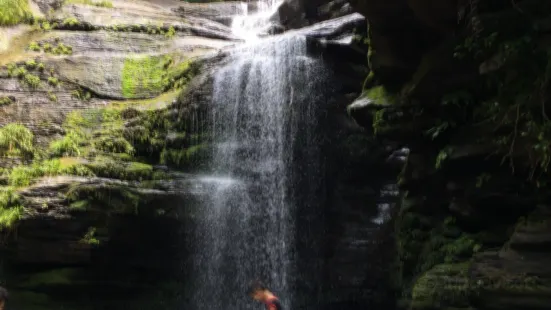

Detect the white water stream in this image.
[190,1,325,309]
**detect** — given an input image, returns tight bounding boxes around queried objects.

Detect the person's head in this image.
[247,280,269,302]
[0,286,8,310]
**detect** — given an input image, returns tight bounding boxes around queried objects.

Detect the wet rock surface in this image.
[0,1,389,309]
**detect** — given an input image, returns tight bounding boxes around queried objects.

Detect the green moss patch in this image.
[411,263,472,309]
[121,56,199,99]
[121,55,168,99]
[5,159,93,187]
[363,85,396,105]
[85,157,164,181]
[66,182,142,214]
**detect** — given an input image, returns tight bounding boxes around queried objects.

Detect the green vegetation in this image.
[6,62,55,89]
[80,227,100,245]
[71,88,91,101]
[62,17,79,27]
[43,43,52,53]
[411,263,471,309]
[24,59,37,69]
[28,42,41,52]
[85,158,166,181]
[33,20,52,31]
[49,132,83,157]
[0,0,32,26]
[47,77,59,87]
[40,21,52,31]
[432,4,551,178]
[396,206,483,305]
[364,85,395,105]
[165,26,176,38]
[30,18,56,31]
[0,97,14,106]
[0,55,203,230]
[29,41,73,55]
[65,0,113,8]
[23,74,41,88]
[51,43,73,55]
[5,159,93,187]
[0,188,23,229]
[121,55,167,98]
[7,64,26,78]
[165,59,198,90]
[160,144,208,167]
[47,91,57,102]
[121,56,198,98]
[435,149,450,169]
[0,123,34,158]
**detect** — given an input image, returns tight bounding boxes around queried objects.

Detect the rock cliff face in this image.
[0,0,394,309]
[0,0,240,308]
[345,0,551,309]
[6,0,549,309]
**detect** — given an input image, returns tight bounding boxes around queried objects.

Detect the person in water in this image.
[248,281,283,310]
[0,286,8,310]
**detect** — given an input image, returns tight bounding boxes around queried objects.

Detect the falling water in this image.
[231,0,282,41]
[190,1,326,309]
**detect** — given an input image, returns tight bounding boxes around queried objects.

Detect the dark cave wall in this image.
[345,0,551,309]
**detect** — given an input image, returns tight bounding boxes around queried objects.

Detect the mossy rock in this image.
[363,85,397,105]
[17,268,81,289]
[84,157,164,181]
[411,262,472,310]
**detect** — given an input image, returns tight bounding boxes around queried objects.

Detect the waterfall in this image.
[231,0,282,41]
[190,2,326,309]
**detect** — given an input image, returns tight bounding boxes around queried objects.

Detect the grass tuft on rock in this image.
[0,97,14,106]
[5,159,94,187]
[23,74,41,88]
[0,0,32,26]
[0,123,34,158]
[0,188,23,229]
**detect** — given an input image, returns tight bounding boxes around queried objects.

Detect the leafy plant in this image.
[23,74,41,88]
